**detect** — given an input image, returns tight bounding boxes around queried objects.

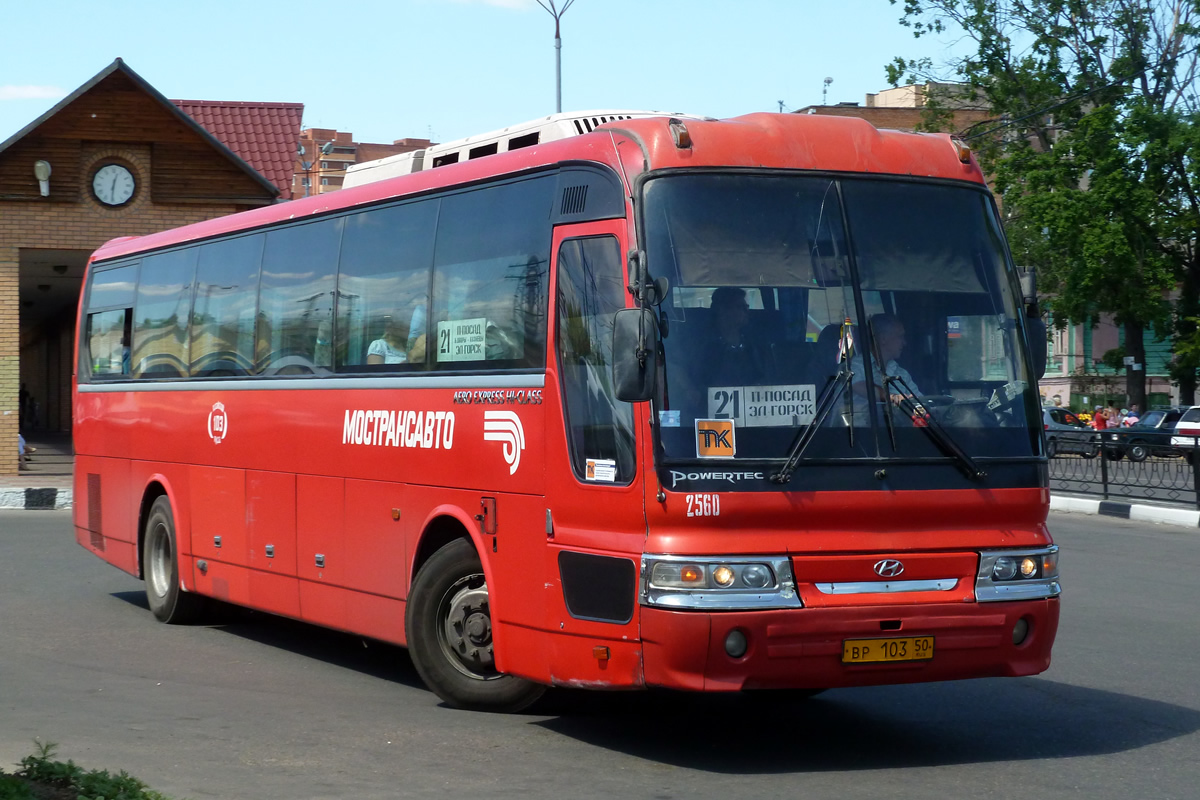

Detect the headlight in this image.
[993,557,1018,581]
[742,564,773,588]
[642,555,798,610]
[976,546,1061,602]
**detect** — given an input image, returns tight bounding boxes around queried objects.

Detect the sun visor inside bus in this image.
[663,226,987,293]
[854,246,987,293]
[551,166,626,225]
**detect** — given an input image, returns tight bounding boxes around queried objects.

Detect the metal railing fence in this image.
[1047,431,1200,509]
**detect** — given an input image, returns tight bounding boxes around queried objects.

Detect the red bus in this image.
[74,112,1059,711]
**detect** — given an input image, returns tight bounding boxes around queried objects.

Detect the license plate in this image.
[842,636,934,664]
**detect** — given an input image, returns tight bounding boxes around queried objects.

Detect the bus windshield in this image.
[642,173,1040,469]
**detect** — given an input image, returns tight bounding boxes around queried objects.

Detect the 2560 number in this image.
[686,494,720,517]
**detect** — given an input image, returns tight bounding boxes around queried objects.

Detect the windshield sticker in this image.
[696,418,736,458]
[659,410,681,427]
[586,458,617,482]
[706,385,816,428]
[436,317,487,362]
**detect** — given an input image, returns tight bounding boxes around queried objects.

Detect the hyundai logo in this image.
[874,559,905,578]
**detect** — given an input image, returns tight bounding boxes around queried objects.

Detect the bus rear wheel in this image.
[143,495,205,624]
[406,538,545,712]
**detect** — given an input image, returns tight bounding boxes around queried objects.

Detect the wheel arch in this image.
[410,506,488,590]
[135,476,176,580]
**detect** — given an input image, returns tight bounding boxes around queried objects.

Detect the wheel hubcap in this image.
[439,577,497,680]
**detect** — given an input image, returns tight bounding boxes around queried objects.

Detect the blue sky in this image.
[1,0,964,146]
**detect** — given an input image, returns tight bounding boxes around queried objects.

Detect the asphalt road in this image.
[2,510,1198,800]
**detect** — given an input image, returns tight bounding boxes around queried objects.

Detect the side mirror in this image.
[612,308,659,402]
[1026,316,1047,380]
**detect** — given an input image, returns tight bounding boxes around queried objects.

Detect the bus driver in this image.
[852,313,921,404]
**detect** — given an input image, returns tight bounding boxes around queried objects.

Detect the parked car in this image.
[1043,407,1097,458]
[1104,406,1188,462]
[1169,405,1200,462]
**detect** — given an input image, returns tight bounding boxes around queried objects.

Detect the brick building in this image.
[797,82,993,136]
[0,59,302,475]
[293,128,430,197]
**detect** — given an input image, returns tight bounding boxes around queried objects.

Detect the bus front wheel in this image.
[406,538,545,712]
[143,495,205,624]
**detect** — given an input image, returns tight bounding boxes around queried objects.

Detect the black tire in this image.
[1046,438,1058,458]
[1105,449,1124,461]
[1081,444,1099,459]
[143,495,205,624]
[1127,442,1149,462]
[405,538,545,712]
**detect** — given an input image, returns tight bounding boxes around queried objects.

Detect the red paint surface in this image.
[74,112,1054,695]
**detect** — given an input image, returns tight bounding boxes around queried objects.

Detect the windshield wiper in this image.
[770,366,853,484]
[885,374,987,481]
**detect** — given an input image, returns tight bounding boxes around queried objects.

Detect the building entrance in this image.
[19,248,87,434]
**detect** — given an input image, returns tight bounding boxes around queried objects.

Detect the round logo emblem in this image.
[207,402,229,444]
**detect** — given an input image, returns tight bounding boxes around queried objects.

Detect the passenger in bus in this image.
[367,317,408,364]
[851,313,921,403]
[702,287,773,385]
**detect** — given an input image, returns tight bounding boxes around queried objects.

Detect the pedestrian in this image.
[1123,403,1140,427]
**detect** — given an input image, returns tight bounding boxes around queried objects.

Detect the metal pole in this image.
[555,28,562,113]
[537,0,574,114]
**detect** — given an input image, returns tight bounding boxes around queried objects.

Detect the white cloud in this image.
[0,85,66,101]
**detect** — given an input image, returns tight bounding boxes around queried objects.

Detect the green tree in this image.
[887,0,1200,407]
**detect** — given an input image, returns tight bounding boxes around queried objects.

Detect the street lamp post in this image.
[297,140,336,198]
[536,0,575,113]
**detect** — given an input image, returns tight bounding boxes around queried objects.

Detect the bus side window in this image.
[191,235,264,377]
[87,308,132,378]
[429,177,553,370]
[133,249,196,378]
[556,236,635,483]
[336,199,437,372]
[257,218,341,375]
[82,262,138,380]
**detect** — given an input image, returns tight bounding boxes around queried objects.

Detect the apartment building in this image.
[293,129,431,197]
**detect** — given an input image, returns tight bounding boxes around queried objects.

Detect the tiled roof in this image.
[172,100,304,197]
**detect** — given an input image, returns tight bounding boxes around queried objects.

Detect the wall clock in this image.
[91,163,136,206]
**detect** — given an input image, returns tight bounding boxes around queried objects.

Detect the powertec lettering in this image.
[342,409,455,449]
[670,470,764,488]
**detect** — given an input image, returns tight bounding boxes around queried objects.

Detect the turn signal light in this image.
[951,137,972,163]
[669,118,692,149]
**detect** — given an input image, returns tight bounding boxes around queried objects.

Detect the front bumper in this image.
[640,598,1059,691]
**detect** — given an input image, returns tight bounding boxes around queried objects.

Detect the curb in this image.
[1049,494,1200,528]
[3,487,1198,527]
[0,488,73,511]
